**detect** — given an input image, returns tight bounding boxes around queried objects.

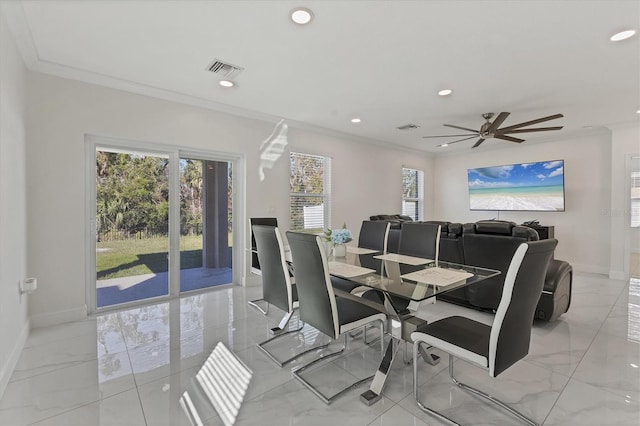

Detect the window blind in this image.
[632,171,640,228]
[290,152,331,232]
[402,167,424,221]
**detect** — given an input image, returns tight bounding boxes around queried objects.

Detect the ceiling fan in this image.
[423,112,564,148]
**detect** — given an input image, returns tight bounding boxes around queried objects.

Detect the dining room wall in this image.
[432,130,613,275]
[24,71,433,327]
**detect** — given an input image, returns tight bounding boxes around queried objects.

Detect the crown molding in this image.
[1,0,38,68]
[0,1,433,158]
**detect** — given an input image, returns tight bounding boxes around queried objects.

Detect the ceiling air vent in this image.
[396,123,419,130]
[206,59,244,79]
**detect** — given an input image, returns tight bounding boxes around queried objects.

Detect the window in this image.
[632,170,640,228]
[290,152,331,232]
[402,167,424,221]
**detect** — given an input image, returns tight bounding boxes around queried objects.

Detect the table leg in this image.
[360,336,400,405]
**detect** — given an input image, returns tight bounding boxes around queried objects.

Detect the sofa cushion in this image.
[472,220,516,235]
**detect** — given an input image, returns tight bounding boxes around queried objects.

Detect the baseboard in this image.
[609,270,628,280]
[30,304,87,329]
[571,263,609,276]
[0,319,30,401]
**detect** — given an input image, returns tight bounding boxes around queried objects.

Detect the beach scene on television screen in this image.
[468,160,564,211]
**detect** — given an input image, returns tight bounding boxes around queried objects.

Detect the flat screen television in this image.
[468,160,565,211]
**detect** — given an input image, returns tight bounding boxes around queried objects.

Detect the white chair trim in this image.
[340,313,387,335]
[411,332,488,369]
[434,225,441,266]
[274,227,294,312]
[315,235,341,339]
[488,242,528,377]
[382,222,390,254]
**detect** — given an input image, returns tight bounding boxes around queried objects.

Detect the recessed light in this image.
[219,80,235,88]
[438,89,453,96]
[636,109,640,114]
[610,29,636,41]
[291,8,313,25]
[351,118,361,123]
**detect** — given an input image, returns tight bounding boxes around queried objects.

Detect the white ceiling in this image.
[3,0,639,154]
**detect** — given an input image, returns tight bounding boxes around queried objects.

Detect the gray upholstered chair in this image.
[249,217,278,273]
[397,222,441,270]
[331,220,390,297]
[286,231,387,404]
[251,225,327,367]
[390,222,442,311]
[411,238,557,426]
[357,220,391,273]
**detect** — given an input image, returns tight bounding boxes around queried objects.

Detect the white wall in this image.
[610,124,640,279]
[432,131,613,274]
[25,72,432,326]
[0,9,29,399]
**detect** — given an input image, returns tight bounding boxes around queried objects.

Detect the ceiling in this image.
[3,0,639,154]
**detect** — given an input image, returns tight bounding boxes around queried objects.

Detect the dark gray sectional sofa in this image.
[368,217,572,321]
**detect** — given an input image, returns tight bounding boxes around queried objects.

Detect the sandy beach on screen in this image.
[470,195,564,211]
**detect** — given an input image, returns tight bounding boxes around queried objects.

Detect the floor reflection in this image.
[183,342,252,426]
[628,277,640,342]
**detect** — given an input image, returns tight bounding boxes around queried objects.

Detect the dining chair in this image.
[390,222,442,309]
[411,238,557,426]
[286,231,387,404]
[248,217,279,313]
[252,225,327,367]
[397,222,441,270]
[357,220,391,273]
[331,220,390,300]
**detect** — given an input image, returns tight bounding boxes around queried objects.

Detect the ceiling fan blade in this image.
[444,124,480,133]
[499,126,564,134]
[494,135,525,143]
[422,133,478,139]
[498,114,564,132]
[436,135,480,146]
[487,112,510,133]
[471,138,486,148]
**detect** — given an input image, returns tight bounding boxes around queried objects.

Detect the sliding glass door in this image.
[95,149,170,308]
[87,137,241,313]
[179,157,233,292]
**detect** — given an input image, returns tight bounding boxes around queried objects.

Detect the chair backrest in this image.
[250,217,278,270]
[252,225,293,313]
[358,221,390,273]
[358,220,390,251]
[489,238,558,377]
[462,221,539,309]
[398,222,441,260]
[286,231,339,339]
[397,223,441,275]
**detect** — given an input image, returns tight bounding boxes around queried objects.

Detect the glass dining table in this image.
[329,246,501,406]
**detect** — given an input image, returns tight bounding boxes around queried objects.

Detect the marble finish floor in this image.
[1,272,639,425]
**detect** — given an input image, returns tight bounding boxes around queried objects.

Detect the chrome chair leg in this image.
[412,343,539,426]
[404,341,413,365]
[258,323,330,367]
[293,320,385,404]
[448,356,538,426]
[258,311,331,367]
[413,344,459,425]
[363,323,384,347]
[270,310,294,335]
[248,299,269,315]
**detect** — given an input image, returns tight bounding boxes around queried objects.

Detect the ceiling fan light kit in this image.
[423,112,564,148]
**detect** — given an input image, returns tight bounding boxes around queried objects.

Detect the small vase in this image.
[321,240,333,258]
[333,243,347,258]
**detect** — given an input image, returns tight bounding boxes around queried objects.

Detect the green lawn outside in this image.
[97,235,204,280]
